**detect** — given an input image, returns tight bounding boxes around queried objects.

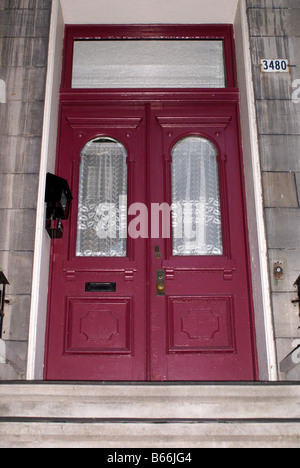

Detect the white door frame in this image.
[26,0,277,380]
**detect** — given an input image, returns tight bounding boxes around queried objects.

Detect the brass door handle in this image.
[156,270,165,296]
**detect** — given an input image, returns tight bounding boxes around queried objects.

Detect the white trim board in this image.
[26,0,65,380]
[234,1,277,380]
[60,0,239,25]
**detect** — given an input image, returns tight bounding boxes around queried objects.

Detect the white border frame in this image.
[26,0,277,380]
[234,1,277,380]
[26,0,65,379]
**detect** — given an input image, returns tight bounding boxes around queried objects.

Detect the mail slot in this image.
[85,282,116,292]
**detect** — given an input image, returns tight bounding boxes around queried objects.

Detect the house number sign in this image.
[260,59,289,73]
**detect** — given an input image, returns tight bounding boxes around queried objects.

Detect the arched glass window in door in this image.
[171,136,223,256]
[76,137,128,257]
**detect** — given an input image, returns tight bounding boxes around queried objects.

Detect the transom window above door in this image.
[62,25,237,90]
[72,40,226,88]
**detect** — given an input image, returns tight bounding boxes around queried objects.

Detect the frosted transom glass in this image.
[72,40,226,88]
[171,137,223,256]
[76,137,128,257]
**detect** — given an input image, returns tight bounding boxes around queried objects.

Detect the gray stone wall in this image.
[0,0,51,378]
[247,0,300,379]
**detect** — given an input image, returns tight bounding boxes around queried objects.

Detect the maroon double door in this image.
[45,99,258,381]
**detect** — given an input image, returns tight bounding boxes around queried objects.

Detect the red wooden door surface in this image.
[45,100,258,381]
[45,103,148,380]
[148,103,257,381]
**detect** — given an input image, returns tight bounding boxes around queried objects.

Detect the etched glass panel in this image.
[171,137,223,256]
[76,137,127,257]
[72,40,226,89]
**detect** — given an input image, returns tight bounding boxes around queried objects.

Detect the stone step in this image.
[1,383,300,420]
[0,383,299,447]
[1,420,300,448]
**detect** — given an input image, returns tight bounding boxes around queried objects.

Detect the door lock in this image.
[155,246,162,259]
[156,270,165,296]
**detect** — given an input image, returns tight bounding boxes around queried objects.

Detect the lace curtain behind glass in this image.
[76,137,128,257]
[171,136,223,256]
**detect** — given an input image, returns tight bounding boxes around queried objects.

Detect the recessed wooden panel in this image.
[66,298,132,354]
[168,296,235,353]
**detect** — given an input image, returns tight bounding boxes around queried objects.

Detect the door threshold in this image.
[0,380,297,386]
